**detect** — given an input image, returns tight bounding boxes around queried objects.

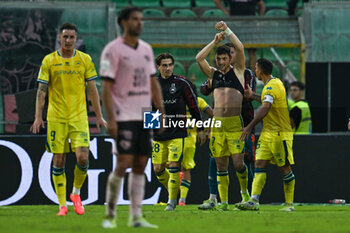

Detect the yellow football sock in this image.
[73,162,88,190]
[180,179,191,200]
[156,168,170,190]
[217,171,229,203]
[168,167,180,200]
[236,165,248,193]
[251,168,267,201]
[52,166,67,207]
[283,171,295,204]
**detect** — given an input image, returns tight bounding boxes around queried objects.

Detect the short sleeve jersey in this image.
[260,78,293,141]
[99,37,156,122]
[187,97,210,136]
[38,50,98,122]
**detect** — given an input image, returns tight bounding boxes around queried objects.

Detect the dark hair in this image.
[257,58,273,75]
[224,42,235,50]
[290,81,305,91]
[155,53,175,66]
[117,7,142,27]
[59,23,78,33]
[216,45,231,58]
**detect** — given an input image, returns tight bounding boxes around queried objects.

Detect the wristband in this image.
[224,27,233,36]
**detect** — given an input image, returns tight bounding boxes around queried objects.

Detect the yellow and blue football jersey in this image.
[38,50,98,122]
[260,78,293,141]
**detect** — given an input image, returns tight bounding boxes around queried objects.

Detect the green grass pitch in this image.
[1,205,350,233]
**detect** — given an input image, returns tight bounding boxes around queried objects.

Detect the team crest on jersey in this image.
[169,83,176,94]
[266,87,272,90]
[65,62,69,66]
[120,130,133,140]
[144,55,150,62]
[119,140,131,150]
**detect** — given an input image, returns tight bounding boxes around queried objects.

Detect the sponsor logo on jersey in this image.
[169,83,176,94]
[54,70,81,75]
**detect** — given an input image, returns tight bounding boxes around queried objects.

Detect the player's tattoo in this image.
[36,83,48,110]
[37,83,48,101]
[38,83,48,93]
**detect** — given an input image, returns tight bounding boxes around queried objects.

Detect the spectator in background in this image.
[282,80,295,111]
[289,81,312,134]
[214,0,266,16]
[288,0,308,16]
[348,118,350,130]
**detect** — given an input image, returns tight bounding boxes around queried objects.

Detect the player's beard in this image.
[129,27,142,37]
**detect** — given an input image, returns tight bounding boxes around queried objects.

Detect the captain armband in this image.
[263,94,274,104]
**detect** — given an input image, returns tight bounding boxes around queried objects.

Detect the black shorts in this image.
[115,121,153,156]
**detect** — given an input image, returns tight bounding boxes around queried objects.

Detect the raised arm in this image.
[30,82,47,134]
[196,32,225,85]
[88,80,107,131]
[216,21,245,70]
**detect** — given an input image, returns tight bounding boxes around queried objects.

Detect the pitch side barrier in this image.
[0,134,349,205]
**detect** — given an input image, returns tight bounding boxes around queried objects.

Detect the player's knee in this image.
[279,164,292,175]
[233,161,244,170]
[77,156,89,167]
[153,164,164,173]
[116,161,129,173]
[53,155,65,167]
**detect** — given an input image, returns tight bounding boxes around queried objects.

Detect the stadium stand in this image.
[60,9,106,34]
[262,48,294,62]
[202,9,227,17]
[195,0,217,7]
[287,61,300,80]
[170,48,198,62]
[187,62,208,86]
[163,0,192,7]
[265,9,289,17]
[131,0,160,7]
[143,9,166,18]
[170,9,197,18]
[173,62,186,76]
[112,0,130,7]
[264,0,287,8]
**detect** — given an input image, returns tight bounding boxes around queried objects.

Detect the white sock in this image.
[105,172,123,218]
[209,194,217,201]
[251,195,260,202]
[179,198,186,203]
[128,173,145,220]
[72,187,80,195]
[168,199,176,206]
